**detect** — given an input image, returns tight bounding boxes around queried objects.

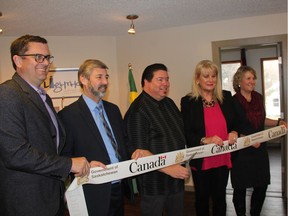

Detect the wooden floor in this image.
[124,147,287,216]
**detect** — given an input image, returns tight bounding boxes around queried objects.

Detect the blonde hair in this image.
[78,59,108,88]
[188,60,223,103]
[233,65,257,93]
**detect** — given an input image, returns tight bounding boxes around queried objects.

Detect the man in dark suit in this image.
[0,35,91,216]
[58,59,129,216]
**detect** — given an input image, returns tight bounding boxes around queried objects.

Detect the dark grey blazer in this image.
[58,96,130,216]
[0,73,71,216]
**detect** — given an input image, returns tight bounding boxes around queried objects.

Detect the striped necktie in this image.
[97,105,121,160]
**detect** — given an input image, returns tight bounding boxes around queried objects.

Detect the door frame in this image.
[212,34,287,198]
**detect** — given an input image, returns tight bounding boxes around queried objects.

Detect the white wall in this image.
[0,13,287,115]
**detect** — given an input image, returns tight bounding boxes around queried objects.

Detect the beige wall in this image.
[0,13,287,115]
[116,13,287,114]
[0,36,120,104]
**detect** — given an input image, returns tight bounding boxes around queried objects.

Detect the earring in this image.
[238,84,240,88]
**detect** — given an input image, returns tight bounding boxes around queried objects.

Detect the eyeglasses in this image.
[18,54,54,64]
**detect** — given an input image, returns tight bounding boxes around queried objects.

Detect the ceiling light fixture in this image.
[126,15,138,35]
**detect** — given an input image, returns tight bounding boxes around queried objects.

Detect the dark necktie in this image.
[97,105,121,160]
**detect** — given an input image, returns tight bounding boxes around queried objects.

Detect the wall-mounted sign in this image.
[42,68,81,112]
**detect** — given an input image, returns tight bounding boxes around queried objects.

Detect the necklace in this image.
[202,98,215,108]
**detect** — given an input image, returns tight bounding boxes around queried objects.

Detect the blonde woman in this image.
[181,60,238,216]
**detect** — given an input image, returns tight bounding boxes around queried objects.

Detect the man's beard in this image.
[89,83,107,99]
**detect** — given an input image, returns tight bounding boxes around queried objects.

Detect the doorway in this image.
[212,34,287,198]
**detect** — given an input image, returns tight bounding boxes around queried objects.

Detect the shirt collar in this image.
[82,94,103,112]
[142,90,165,107]
[25,81,46,95]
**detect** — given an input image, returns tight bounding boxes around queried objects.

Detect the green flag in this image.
[128,64,139,195]
[128,64,138,104]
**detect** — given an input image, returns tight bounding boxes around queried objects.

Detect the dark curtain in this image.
[241,48,247,66]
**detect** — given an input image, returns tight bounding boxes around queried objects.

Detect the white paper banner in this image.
[66,125,287,216]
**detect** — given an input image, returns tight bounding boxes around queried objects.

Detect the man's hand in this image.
[90,161,106,169]
[131,149,153,160]
[71,157,90,177]
[160,164,190,179]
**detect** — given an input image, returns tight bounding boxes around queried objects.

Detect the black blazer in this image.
[0,73,71,216]
[58,96,130,216]
[180,90,237,170]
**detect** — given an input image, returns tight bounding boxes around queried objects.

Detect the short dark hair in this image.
[141,63,168,87]
[10,35,48,70]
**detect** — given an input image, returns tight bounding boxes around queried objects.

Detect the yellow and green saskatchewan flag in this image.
[128,63,139,195]
[128,63,138,104]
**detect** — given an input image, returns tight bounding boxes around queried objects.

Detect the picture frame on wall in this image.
[41,68,81,112]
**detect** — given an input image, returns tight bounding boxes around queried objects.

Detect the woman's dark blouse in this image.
[231,92,270,188]
[124,91,186,196]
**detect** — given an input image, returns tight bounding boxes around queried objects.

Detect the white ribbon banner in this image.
[66,125,287,216]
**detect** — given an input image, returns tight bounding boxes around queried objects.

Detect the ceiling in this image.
[0,0,287,37]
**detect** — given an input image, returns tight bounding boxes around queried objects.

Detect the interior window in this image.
[221,61,241,94]
[261,58,281,120]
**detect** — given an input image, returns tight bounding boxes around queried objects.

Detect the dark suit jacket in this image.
[58,96,130,216]
[0,73,71,216]
[180,90,237,170]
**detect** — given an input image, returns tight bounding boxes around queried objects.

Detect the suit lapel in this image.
[192,97,205,130]
[13,74,51,119]
[13,73,59,152]
[45,95,66,153]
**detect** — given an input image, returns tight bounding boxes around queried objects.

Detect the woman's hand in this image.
[204,136,224,146]
[252,142,261,148]
[279,120,287,128]
[228,131,238,144]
